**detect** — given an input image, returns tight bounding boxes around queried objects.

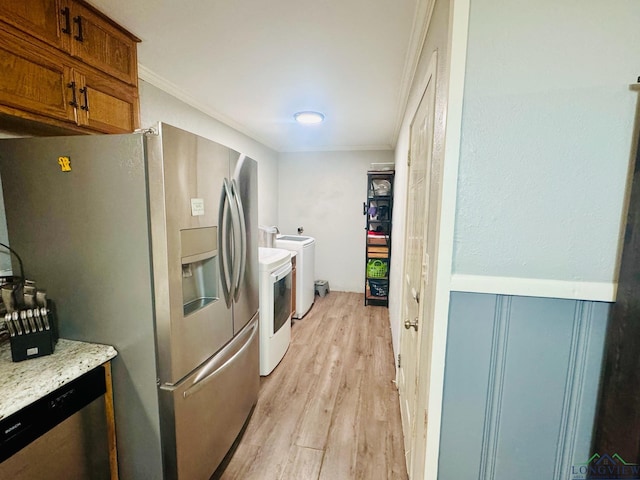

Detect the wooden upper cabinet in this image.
[72,67,139,134]
[0,0,138,85]
[0,0,140,134]
[0,0,66,50]
[0,23,76,125]
[66,1,138,86]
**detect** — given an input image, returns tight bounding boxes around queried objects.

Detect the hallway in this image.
[218,291,408,480]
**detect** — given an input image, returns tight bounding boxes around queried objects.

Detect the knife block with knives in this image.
[2,279,58,362]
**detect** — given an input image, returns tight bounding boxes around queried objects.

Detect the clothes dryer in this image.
[258,247,292,375]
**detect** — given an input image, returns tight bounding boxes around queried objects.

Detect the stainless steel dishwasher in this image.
[0,367,111,479]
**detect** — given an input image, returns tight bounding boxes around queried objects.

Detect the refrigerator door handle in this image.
[231,179,247,302]
[182,317,258,398]
[218,180,232,307]
[226,179,242,302]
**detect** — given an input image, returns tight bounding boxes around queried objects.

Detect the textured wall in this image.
[277,150,394,292]
[438,292,609,479]
[453,0,640,284]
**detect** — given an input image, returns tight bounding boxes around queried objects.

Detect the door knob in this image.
[404,317,418,331]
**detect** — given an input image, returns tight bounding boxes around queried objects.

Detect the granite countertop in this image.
[0,338,117,420]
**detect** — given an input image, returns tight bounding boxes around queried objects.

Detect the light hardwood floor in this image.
[218,291,408,480]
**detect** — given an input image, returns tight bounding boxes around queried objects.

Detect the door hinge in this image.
[407,149,411,167]
[139,127,159,136]
[397,353,401,368]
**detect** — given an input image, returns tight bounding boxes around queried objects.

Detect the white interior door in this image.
[397,52,438,479]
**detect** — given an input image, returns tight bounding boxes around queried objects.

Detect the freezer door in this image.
[231,152,259,334]
[158,314,259,480]
[149,124,235,385]
[0,133,164,480]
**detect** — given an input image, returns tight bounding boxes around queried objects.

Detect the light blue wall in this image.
[453,0,640,283]
[438,292,609,479]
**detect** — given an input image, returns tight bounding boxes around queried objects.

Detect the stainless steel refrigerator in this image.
[0,123,260,480]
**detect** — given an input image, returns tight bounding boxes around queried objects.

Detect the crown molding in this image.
[391,0,437,146]
[137,64,280,151]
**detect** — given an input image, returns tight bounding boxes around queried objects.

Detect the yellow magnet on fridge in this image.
[58,156,71,172]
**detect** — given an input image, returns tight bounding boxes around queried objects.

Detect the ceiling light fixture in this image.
[294,111,325,125]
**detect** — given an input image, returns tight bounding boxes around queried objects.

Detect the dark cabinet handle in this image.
[363,202,367,215]
[79,87,89,111]
[67,81,78,108]
[73,16,83,42]
[60,7,71,35]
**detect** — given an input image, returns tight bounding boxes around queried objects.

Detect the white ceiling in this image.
[87,0,423,152]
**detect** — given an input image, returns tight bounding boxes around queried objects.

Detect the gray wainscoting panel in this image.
[437,292,609,480]
[438,292,497,479]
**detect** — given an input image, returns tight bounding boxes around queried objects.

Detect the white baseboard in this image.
[450,274,617,302]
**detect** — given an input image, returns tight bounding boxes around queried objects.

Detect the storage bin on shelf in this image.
[368,279,388,297]
[372,179,391,196]
[367,232,389,245]
[367,259,388,278]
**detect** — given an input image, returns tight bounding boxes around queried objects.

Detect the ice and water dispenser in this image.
[180,227,219,316]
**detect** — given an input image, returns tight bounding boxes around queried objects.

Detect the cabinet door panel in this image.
[0,26,75,123]
[0,0,67,49]
[74,69,138,133]
[69,2,137,85]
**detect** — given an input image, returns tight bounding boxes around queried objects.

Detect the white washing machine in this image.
[258,247,292,375]
[275,235,315,319]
